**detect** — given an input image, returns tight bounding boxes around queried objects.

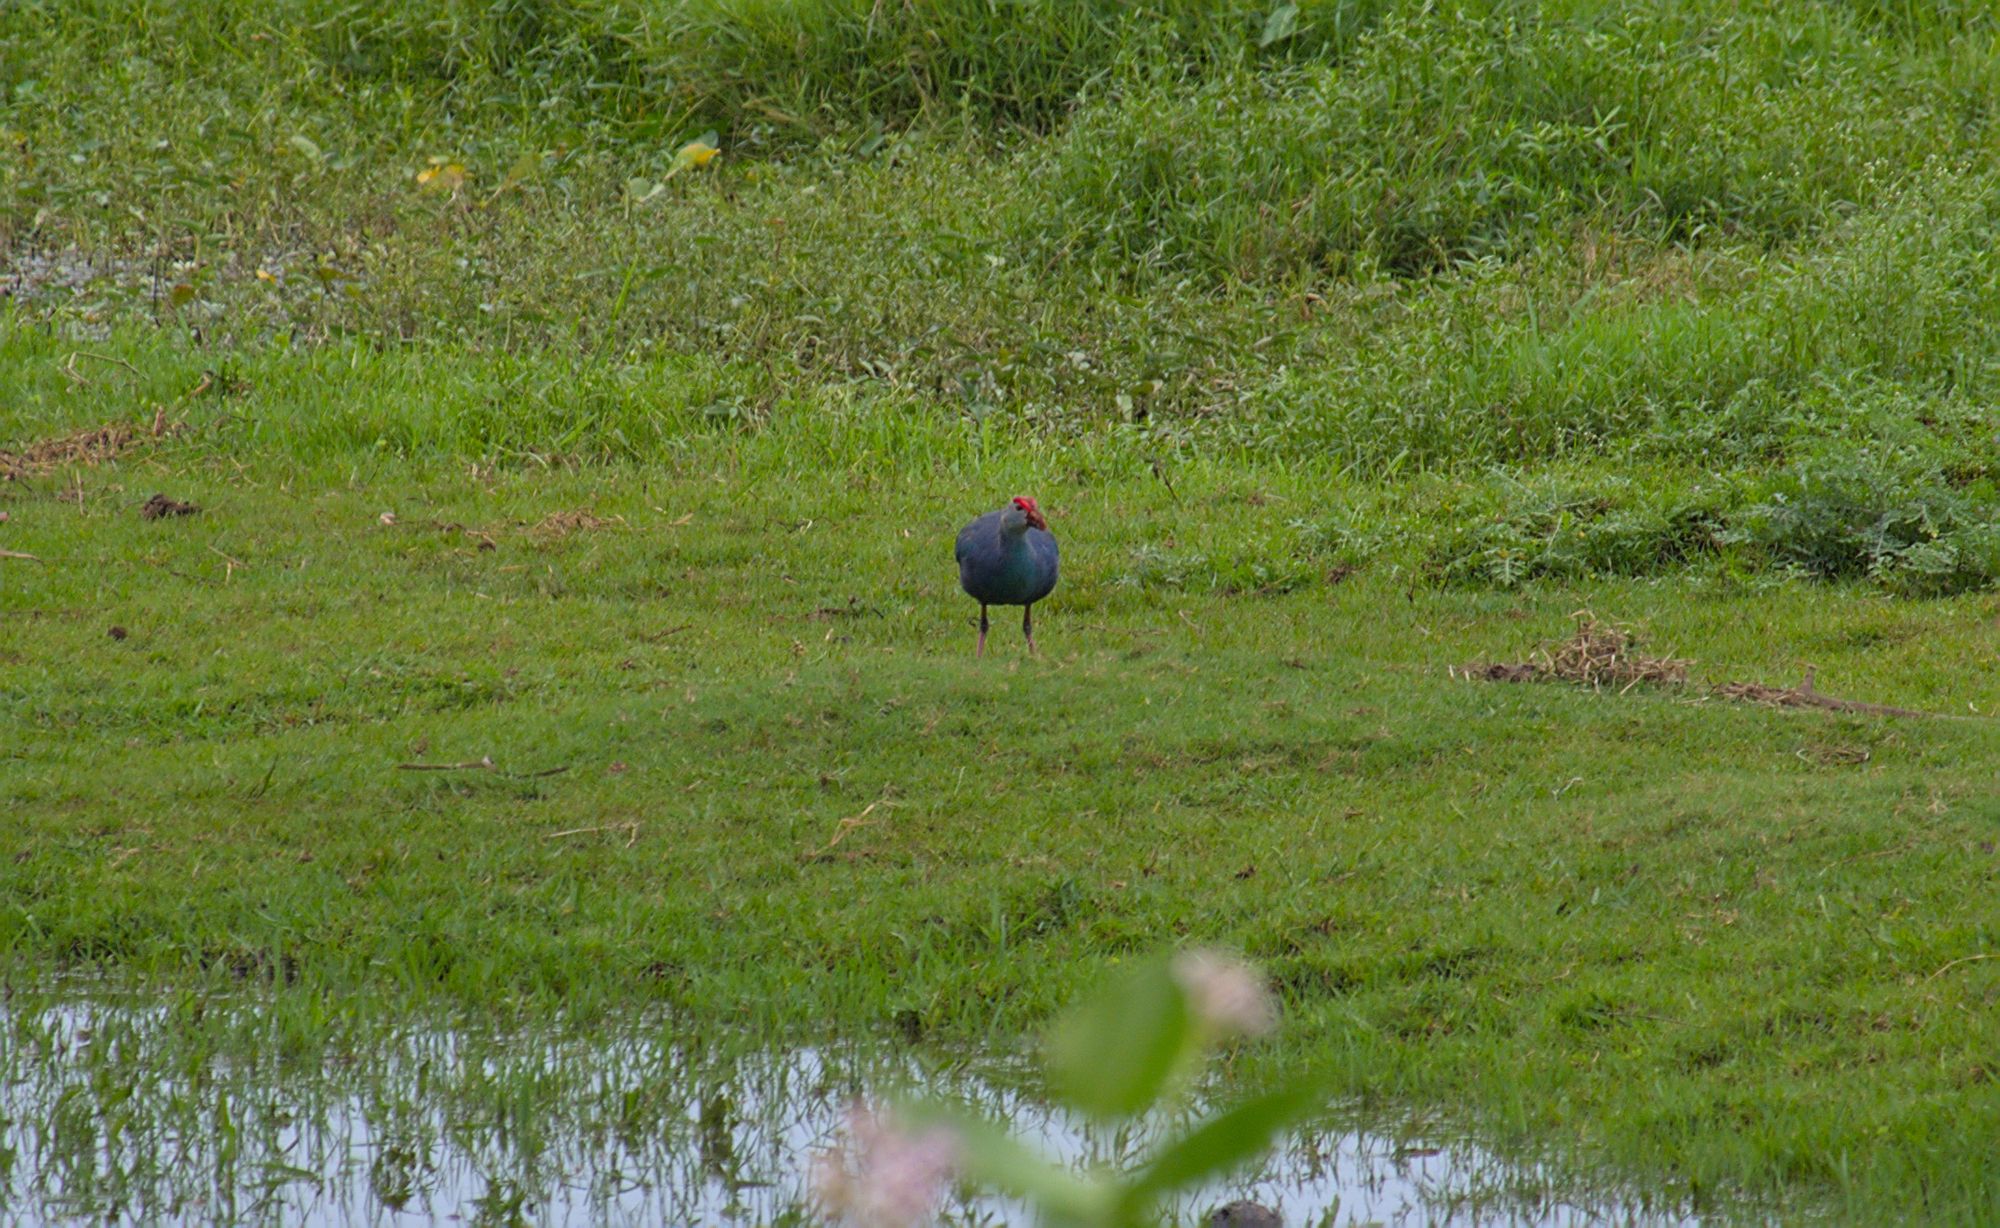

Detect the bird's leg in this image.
[1023,604,1036,656]
[977,605,989,658]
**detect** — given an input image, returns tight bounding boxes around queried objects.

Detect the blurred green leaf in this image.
[287,134,323,162]
[1120,1083,1323,1212]
[499,151,541,190]
[1258,2,1299,48]
[928,1112,1104,1224]
[1045,957,1191,1120]
[900,1103,1109,1225]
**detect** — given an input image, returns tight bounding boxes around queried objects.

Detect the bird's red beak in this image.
[1014,497,1047,531]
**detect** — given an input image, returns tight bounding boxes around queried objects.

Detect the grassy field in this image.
[7,1,2000,1223]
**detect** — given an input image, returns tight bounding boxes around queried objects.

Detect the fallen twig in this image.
[397,757,497,772]
[207,544,246,581]
[544,821,640,847]
[1712,667,1940,720]
[394,755,570,778]
[70,350,141,375]
[1818,839,1917,876]
[0,549,42,563]
[1925,953,1999,984]
[801,802,881,862]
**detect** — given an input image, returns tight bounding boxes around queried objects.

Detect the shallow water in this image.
[0,998,1697,1226]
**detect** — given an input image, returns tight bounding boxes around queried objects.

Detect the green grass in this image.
[8,0,2000,1222]
[7,333,2000,1222]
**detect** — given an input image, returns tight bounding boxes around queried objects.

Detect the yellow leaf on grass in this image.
[675,139,720,169]
[416,160,467,193]
[664,132,722,179]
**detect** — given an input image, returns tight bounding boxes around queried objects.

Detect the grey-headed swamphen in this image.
[954,496,1059,657]
[1207,1202,1282,1228]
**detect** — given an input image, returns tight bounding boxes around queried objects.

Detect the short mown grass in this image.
[8,0,2000,1222]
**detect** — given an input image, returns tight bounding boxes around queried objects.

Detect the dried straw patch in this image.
[0,422,136,480]
[1456,611,1689,692]
[527,508,625,540]
[1712,670,1938,719]
[1462,619,1967,720]
[1545,613,1690,689]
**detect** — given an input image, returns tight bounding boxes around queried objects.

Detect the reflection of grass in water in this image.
[0,998,845,1223]
[0,998,1682,1226]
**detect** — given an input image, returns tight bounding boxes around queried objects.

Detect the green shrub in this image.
[1414,475,1735,588]
[1724,451,2000,596]
[1394,444,2000,596]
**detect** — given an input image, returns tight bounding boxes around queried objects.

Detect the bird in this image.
[954,495,1059,657]
[1207,1201,1281,1228]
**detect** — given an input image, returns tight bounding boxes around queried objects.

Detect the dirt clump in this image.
[140,493,198,520]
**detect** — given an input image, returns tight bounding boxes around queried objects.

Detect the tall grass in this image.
[10,0,2000,584]
[1028,2,1998,281]
[1256,165,2000,469]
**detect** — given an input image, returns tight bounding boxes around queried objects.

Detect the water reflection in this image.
[0,997,1696,1226]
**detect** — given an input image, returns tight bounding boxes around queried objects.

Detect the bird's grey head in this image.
[1001,495,1047,535]
[1207,1202,1281,1228]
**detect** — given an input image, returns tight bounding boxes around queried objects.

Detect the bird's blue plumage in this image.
[955,507,1059,607]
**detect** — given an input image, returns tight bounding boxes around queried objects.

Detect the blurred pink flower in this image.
[812,1103,959,1228]
[1172,949,1276,1038]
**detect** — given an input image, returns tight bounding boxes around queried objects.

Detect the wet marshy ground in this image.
[0,995,1697,1226]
